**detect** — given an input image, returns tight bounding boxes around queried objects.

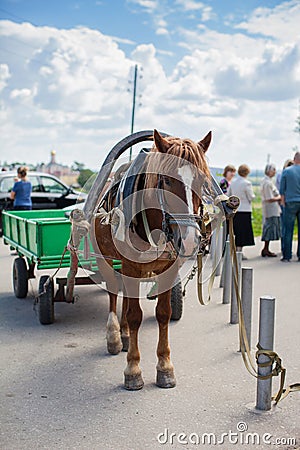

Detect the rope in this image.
[182,220,220,305]
[187,215,299,404]
[227,217,299,404]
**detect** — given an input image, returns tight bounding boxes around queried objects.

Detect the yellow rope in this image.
[195,216,299,404]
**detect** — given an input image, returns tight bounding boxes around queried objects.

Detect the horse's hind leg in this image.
[124,296,144,390]
[120,296,129,352]
[96,258,122,355]
[156,290,176,388]
[106,292,123,355]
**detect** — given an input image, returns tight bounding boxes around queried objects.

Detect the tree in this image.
[72,161,85,172]
[77,169,95,190]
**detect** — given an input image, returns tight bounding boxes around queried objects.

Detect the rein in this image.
[191,216,300,405]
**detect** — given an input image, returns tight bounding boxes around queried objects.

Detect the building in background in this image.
[36,151,79,186]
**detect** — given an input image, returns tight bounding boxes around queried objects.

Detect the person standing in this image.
[260,164,281,257]
[219,164,236,194]
[228,164,255,259]
[276,159,294,255]
[279,152,300,262]
[275,159,294,191]
[10,166,32,210]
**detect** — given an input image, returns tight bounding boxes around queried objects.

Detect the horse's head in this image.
[145,129,212,258]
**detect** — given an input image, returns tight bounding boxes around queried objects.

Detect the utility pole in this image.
[129,64,138,161]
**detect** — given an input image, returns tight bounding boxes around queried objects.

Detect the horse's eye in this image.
[164,177,171,186]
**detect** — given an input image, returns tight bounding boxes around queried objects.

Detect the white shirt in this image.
[228,176,255,212]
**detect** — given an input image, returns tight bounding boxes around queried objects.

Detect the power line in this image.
[0,32,56,62]
[0,45,49,67]
[0,6,39,27]
[0,5,60,61]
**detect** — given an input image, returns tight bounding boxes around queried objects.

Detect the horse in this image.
[91,129,212,390]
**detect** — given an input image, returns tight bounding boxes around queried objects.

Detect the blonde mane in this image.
[145,135,211,188]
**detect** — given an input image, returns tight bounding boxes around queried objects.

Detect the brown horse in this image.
[91,129,212,390]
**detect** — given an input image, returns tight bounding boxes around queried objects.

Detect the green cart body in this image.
[2,209,182,324]
[3,209,73,269]
[2,209,121,324]
[2,208,121,269]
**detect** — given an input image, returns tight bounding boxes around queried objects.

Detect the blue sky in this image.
[0,0,299,170]
[0,0,286,71]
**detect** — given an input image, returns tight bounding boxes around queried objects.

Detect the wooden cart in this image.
[2,209,183,324]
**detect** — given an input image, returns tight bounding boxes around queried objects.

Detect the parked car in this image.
[0,171,87,235]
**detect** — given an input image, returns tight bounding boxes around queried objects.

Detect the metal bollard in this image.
[230,251,242,324]
[256,296,275,411]
[222,240,231,303]
[220,234,229,287]
[219,231,228,287]
[240,267,253,350]
[210,229,216,260]
[219,260,225,288]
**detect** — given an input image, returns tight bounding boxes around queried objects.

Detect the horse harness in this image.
[99,150,213,258]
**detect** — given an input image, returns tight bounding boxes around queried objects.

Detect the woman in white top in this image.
[260,164,281,257]
[228,164,255,259]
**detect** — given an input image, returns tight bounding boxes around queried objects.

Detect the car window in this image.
[40,176,67,194]
[0,175,41,193]
[28,176,40,192]
[0,176,16,192]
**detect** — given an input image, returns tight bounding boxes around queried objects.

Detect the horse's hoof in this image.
[107,341,122,355]
[121,336,129,352]
[156,369,176,388]
[124,373,144,390]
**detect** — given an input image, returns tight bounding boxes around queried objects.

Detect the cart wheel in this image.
[38,275,54,325]
[13,257,28,299]
[170,279,183,321]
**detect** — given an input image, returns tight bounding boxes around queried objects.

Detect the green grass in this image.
[252,188,263,237]
[252,203,263,237]
[252,187,297,238]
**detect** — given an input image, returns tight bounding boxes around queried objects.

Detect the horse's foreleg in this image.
[120,296,129,352]
[124,298,144,390]
[106,292,122,355]
[156,290,176,388]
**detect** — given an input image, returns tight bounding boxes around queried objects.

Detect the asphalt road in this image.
[0,238,299,450]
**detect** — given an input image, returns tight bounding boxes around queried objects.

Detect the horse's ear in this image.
[198,131,212,153]
[153,129,171,153]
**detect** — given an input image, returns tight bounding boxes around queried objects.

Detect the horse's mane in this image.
[144,135,211,188]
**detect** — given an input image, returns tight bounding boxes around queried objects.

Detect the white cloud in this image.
[175,0,204,11]
[156,27,169,36]
[175,0,216,22]
[107,35,136,46]
[0,0,299,172]
[201,6,214,22]
[10,88,33,100]
[128,0,159,13]
[175,0,214,21]
[236,0,300,41]
[0,64,10,91]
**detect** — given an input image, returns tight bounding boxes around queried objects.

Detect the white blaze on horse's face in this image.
[177,165,200,257]
[178,165,194,215]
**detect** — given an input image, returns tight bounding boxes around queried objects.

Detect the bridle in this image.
[155,174,207,256]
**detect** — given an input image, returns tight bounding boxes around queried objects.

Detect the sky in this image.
[0,0,300,171]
